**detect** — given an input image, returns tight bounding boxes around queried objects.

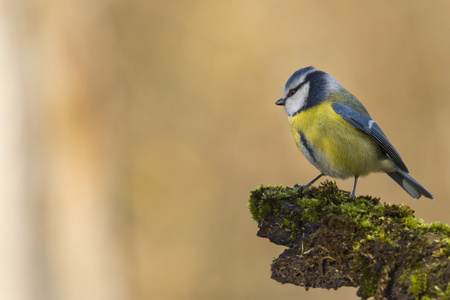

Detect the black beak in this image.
[275,98,286,106]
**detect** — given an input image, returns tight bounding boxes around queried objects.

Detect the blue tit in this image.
[275,66,434,199]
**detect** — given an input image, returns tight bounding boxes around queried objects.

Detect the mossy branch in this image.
[249,181,450,300]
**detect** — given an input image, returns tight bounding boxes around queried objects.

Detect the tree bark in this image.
[249,181,450,299]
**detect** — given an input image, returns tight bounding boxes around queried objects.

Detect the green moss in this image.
[358,275,377,299]
[410,269,428,297]
[435,283,450,299]
[249,181,450,298]
[297,197,327,223]
[361,219,372,228]
[403,215,422,229]
[281,218,291,227]
[249,184,289,223]
[422,222,450,236]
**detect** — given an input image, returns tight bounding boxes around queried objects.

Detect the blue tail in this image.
[387,168,434,200]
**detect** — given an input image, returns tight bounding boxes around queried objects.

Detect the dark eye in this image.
[287,89,296,97]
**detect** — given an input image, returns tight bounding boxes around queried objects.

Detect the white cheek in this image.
[285,82,310,117]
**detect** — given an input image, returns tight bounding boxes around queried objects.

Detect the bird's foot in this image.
[294,183,311,194]
[294,174,325,194]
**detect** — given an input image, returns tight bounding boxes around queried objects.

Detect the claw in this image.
[294,173,325,194]
[294,183,309,193]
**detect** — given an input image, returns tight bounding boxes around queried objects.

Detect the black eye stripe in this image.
[288,70,323,97]
[288,81,306,97]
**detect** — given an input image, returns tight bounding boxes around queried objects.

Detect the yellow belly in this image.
[288,102,395,178]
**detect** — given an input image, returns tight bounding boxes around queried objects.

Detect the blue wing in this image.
[332,103,408,173]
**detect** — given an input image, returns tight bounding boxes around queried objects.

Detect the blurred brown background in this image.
[1,1,449,299]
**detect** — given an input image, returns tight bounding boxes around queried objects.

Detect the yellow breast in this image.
[288,102,394,178]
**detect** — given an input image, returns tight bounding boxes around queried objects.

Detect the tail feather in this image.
[387,169,434,200]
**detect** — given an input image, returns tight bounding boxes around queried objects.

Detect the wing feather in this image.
[332,103,408,173]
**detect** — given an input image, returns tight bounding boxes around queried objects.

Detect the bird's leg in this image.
[294,173,324,193]
[351,176,359,198]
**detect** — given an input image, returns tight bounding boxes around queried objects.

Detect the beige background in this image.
[1,1,449,299]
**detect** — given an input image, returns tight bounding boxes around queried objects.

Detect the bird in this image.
[275,66,434,199]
